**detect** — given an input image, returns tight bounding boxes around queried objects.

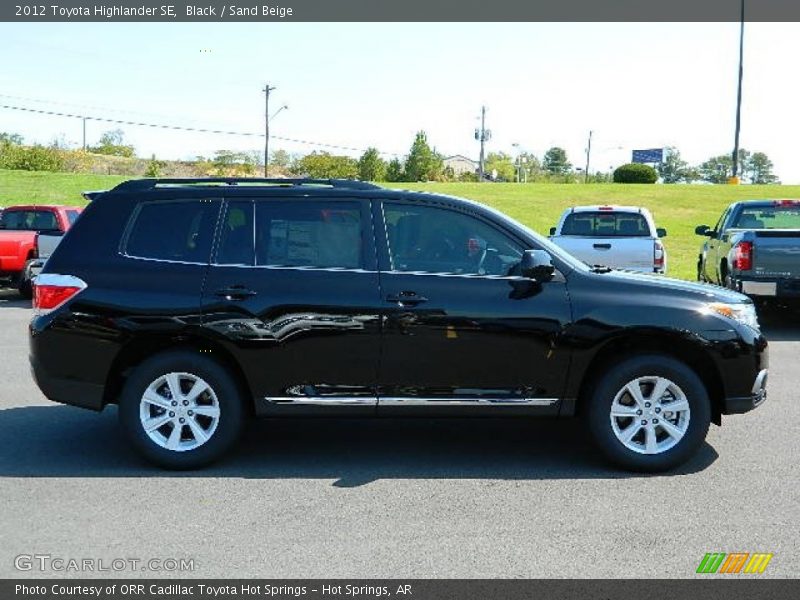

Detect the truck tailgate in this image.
[753,230,800,278]
[552,236,655,271]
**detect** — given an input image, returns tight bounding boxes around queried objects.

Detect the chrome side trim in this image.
[379,397,559,407]
[262,396,560,408]
[119,253,209,267]
[264,396,377,406]
[385,270,529,282]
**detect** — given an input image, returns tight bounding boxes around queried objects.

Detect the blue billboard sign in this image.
[632,148,664,163]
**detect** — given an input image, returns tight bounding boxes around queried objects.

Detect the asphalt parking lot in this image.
[0,289,797,579]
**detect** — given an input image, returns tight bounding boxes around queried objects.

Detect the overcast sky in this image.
[1,22,798,181]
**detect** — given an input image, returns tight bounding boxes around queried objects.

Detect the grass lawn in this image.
[2,169,799,281]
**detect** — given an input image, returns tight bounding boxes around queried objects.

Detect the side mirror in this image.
[549,227,556,236]
[694,225,714,237]
[656,227,667,238]
[520,249,555,281]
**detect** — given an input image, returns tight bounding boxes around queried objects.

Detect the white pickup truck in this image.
[549,205,667,274]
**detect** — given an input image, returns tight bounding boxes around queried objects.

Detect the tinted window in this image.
[732,204,800,229]
[561,212,650,237]
[384,203,523,276]
[0,209,58,231]
[66,210,81,226]
[255,201,362,269]
[125,200,220,263]
[216,201,255,265]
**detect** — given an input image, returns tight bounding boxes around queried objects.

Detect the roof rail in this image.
[110,178,382,192]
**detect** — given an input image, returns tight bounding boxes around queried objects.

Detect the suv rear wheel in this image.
[118,350,245,469]
[586,354,711,472]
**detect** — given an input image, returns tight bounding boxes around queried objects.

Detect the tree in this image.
[699,154,734,184]
[746,152,779,184]
[89,129,135,157]
[543,147,571,175]
[385,158,404,182]
[357,147,387,181]
[212,150,258,176]
[404,131,443,181]
[270,149,291,169]
[145,154,164,177]
[518,152,542,181]
[484,152,516,181]
[0,132,24,146]
[613,163,658,184]
[658,147,693,183]
[291,151,358,179]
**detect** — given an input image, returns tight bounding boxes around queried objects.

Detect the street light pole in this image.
[584,130,593,184]
[263,83,276,177]
[731,0,745,182]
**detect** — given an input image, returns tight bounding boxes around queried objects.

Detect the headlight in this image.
[704,302,760,330]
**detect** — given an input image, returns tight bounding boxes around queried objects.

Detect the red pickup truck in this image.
[0,205,82,297]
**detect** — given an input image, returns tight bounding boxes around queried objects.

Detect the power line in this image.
[0,102,399,157]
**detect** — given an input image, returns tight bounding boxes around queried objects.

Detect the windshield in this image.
[561,211,651,237]
[732,204,800,229]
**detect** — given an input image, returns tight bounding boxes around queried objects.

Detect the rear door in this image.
[201,196,382,414]
[554,210,655,271]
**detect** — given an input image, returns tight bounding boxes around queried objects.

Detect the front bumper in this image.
[722,368,768,414]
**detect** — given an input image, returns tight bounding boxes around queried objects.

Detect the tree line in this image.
[0,129,781,184]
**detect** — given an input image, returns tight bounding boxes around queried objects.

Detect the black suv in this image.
[30,178,768,471]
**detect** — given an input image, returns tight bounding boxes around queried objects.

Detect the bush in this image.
[0,144,65,172]
[613,163,658,184]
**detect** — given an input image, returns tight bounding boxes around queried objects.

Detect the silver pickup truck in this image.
[696,199,800,300]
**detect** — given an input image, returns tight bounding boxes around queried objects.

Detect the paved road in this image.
[0,289,797,579]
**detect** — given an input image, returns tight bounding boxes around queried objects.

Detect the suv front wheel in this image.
[119,350,245,469]
[586,354,711,472]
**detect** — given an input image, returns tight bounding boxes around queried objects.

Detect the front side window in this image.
[384,203,523,276]
[125,200,220,263]
[255,201,362,269]
[560,211,650,237]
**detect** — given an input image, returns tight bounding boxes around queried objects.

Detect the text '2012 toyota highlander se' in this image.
[29,178,768,471]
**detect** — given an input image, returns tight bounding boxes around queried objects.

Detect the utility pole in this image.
[82,117,87,151]
[263,83,276,177]
[474,106,491,181]
[584,130,593,183]
[731,0,745,182]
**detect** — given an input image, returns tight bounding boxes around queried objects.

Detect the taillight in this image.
[732,241,753,271]
[32,233,39,259]
[654,240,665,270]
[32,274,86,316]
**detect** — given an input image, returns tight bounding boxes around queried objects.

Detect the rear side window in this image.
[0,209,58,231]
[255,201,362,269]
[125,200,220,263]
[66,210,81,226]
[561,212,650,237]
[216,201,255,265]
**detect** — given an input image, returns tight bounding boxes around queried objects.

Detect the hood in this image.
[596,269,750,304]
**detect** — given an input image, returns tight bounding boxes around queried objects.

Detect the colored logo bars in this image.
[697,552,773,574]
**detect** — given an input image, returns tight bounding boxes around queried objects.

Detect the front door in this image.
[375,200,572,415]
[201,197,382,414]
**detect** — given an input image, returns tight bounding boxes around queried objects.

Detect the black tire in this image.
[18,277,32,299]
[118,350,245,470]
[586,354,711,472]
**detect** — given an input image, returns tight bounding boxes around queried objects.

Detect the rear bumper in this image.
[722,368,768,414]
[736,277,800,298]
[30,354,105,411]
